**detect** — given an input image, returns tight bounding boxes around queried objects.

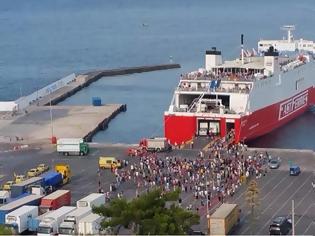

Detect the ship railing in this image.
[181,73,257,82]
[176,86,250,94]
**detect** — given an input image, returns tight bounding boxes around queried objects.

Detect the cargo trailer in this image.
[59,207,92,235]
[5,205,38,234]
[78,213,103,235]
[76,193,105,208]
[41,171,63,192]
[0,194,43,224]
[208,203,240,235]
[39,190,71,214]
[37,206,76,236]
[10,177,44,198]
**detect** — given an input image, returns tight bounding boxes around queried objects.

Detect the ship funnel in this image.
[205,47,222,70]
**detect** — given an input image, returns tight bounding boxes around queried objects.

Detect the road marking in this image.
[259,177,299,215]
[304,218,315,235]
[295,203,315,226]
[233,171,282,205]
[260,173,291,201]
[257,174,312,234]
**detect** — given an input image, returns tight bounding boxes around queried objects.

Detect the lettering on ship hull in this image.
[278,90,308,120]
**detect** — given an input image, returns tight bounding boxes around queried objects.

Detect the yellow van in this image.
[99,157,122,169]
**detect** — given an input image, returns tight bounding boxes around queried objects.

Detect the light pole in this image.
[292,200,295,236]
[205,173,210,235]
[49,90,54,140]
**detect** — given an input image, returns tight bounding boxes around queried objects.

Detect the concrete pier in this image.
[41,63,181,106]
[0,63,180,144]
[0,105,126,144]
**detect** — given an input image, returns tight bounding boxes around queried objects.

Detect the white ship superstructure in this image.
[164,26,315,144]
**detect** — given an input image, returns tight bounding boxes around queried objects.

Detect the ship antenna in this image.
[281,25,295,43]
[241,34,244,64]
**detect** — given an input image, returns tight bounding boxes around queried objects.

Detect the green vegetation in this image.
[93,188,200,235]
[0,225,13,235]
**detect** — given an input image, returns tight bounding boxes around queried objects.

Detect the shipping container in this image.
[76,193,105,208]
[5,205,38,234]
[39,190,71,214]
[0,194,43,224]
[11,177,44,198]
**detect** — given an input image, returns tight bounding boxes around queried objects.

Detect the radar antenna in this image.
[281,25,295,43]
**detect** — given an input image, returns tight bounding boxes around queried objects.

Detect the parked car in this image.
[269,216,291,235]
[37,164,49,174]
[268,158,281,169]
[2,181,14,191]
[289,165,301,176]
[27,168,41,177]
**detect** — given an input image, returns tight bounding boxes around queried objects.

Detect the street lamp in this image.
[49,90,54,141]
[205,174,210,235]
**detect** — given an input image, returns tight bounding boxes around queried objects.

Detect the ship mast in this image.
[281,25,295,43]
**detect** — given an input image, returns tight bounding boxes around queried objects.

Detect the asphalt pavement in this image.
[0,145,314,235]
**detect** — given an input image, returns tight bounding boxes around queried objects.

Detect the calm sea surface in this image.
[1,0,315,148]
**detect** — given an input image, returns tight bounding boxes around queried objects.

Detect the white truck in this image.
[58,207,92,236]
[76,193,105,208]
[0,190,10,205]
[146,137,172,152]
[37,206,76,236]
[78,213,104,235]
[5,205,38,234]
[56,138,89,156]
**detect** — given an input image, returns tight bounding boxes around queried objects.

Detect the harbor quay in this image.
[0,63,180,145]
[0,144,314,235]
[0,105,126,144]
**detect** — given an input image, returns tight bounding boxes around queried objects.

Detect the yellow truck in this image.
[54,163,71,184]
[208,203,240,235]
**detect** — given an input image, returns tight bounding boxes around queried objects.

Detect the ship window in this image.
[296,81,299,90]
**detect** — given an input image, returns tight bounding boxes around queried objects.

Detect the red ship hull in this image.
[164,87,315,145]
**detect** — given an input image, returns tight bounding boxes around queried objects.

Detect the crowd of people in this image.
[106,132,270,213]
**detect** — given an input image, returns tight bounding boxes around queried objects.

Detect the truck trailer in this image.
[39,190,71,214]
[28,210,55,232]
[78,213,104,235]
[5,205,38,234]
[41,171,63,192]
[208,203,240,235]
[76,193,105,208]
[58,207,92,235]
[0,194,43,224]
[145,137,172,152]
[10,177,44,198]
[57,138,89,156]
[37,206,76,236]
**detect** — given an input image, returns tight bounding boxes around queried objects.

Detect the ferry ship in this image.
[164,26,315,145]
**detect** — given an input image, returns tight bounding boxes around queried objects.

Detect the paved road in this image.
[0,146,314,234]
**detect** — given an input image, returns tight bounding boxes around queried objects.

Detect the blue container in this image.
[92,97,102,106]
[41,171,62,189]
